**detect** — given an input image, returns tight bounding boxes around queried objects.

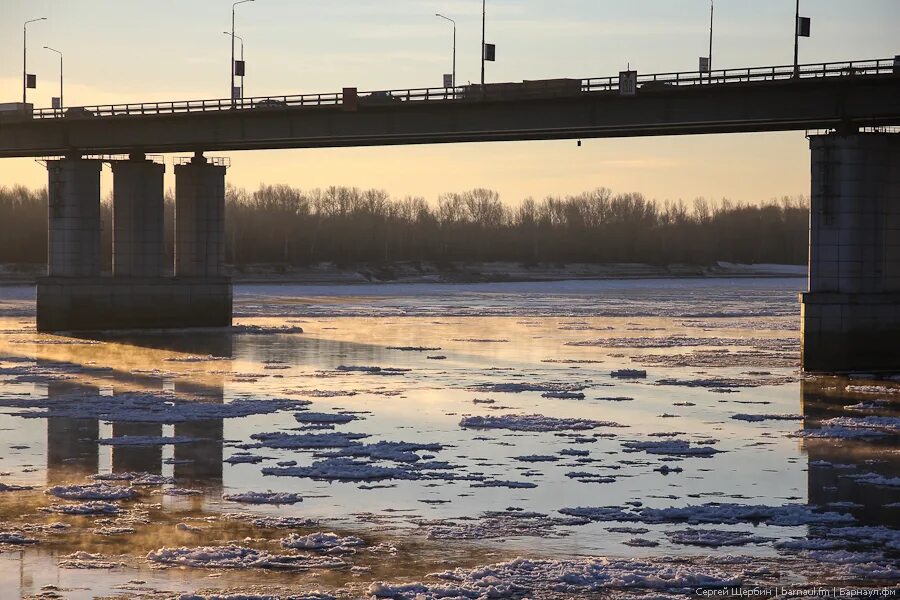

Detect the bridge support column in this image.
[46,157,102,277]
[171,153,231,327]
[175,154,226,277]
[112,155,166,277]
[801,133,900,372]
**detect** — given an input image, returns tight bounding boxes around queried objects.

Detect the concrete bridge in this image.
[1,57,899,372]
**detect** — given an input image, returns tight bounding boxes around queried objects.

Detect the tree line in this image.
[0,184,809,268]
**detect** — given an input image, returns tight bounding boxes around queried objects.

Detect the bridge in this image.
[0,59,897,156]
[2,57,899,373]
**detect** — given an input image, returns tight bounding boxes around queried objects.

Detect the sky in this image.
[0,0,897,205]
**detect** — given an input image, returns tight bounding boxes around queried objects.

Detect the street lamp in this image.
[23,17,47,104]
[793,0,811,77]
[707,0,714,84]
[231,0,255,106]
[223,31,245,98]
[44,46,63,112]
[435,13,456,88]
[481,0,486,87]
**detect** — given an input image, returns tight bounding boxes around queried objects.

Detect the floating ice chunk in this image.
[471,381,587,394]
[336,365,410,375]
[231,325,304,335]
[99,436,203,446]
[731,413,802,422]
[225,454,267,465]
[386,346,441,352]
[471,480,538,489]
[163,488,203,496]
[371,556,743,598]
[0,393,308,423]
[789,426,889,440]
[820,416,900,433]
[0,532,38,545]
[841,472,900,488]
[46,484,137,501]
[0,481,33,492]
[666,528,772,547]
[460,414,621,432]
[610,369,647,379]
[623,537,659,547]
[178,593,335,600]
[249,431,368,449]
[559,449,590,457]
[560,502,854,526]
[58,551,122,569]
[845,385,900,395]
[42,501,121,515]
[146,545,346,570]
[622,440,722,457]
[249,516,319,529]
[263,458,417,482]
[330,441,445,463]
[223,491,303,505]
[293,412,359,425]
[565,472,616,484]
[280,532,364,550]
[164,355,229,363]
[514,455,560,463]
[541,391,586,399]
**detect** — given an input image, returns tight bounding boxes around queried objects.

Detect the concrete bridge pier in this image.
[112,154,166,277]
[46,157,102,278]
[173,153,232,326]
[801,132,900,372]
[37,152,232,332]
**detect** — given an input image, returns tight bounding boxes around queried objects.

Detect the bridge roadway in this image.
[0,58,898,158]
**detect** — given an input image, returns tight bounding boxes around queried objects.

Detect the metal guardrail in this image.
[29,58,898,121]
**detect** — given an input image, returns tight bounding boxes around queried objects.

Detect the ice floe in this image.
[621,440,722,457]
[223,491,304,505]
[280,532,364,550]
[560,502,855,526]
[460,414,622,432]
[46,484,137,501]
[146,545,346,570]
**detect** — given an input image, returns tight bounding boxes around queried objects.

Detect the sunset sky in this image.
[1,0,897,204]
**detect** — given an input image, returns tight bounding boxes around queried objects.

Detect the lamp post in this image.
[223,31,245,98]
[435,13,456,87]
[23,17,47,104]
[480,0,486,87]
[231,0,255,107]
[44,46,63,112]
[707,0,714,84]
[793,0,800,77]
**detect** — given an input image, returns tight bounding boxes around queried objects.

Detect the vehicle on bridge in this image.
[359,91,403,105]
[65,107,95,118]
[0,102,33,122]
[254,98,288,109]
[463,78,583,101]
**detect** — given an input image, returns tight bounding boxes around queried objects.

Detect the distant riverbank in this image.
[0,261,806,286]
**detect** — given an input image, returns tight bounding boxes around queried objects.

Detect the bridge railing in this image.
[29,57,897,120]
[584,58,896,91]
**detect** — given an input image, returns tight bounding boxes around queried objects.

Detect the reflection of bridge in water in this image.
[801,379,900,528]
[43,332,232,488]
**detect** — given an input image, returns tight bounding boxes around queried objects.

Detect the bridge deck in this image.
[0,58,898,158]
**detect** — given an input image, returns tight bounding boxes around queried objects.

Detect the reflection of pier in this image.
[173,381,224,484]
[802,379,900,528]
[46,380,99,485]
[43,332,231,487]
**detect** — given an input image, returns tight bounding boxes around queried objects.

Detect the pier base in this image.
[801,132,900,372]
[36,277,232,332]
